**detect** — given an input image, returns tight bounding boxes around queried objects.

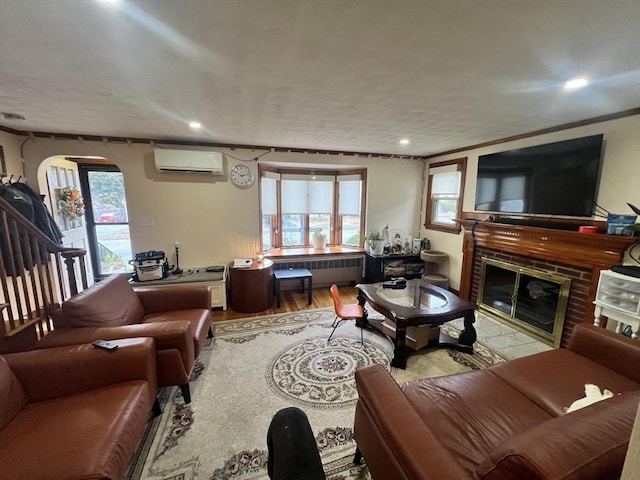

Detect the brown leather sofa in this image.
[0,337,158,480]
[37,273,212,403]
[354,323,640,480]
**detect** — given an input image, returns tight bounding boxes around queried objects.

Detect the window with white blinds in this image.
[259,167,366,249]
[425,158,466,233]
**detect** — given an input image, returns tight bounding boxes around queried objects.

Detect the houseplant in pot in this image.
[312,230,327,249]
[365,231,385,255]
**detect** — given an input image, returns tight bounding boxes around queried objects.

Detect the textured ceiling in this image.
[0,0,639,156]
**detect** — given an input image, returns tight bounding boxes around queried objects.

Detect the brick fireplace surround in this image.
[458,218,636,347]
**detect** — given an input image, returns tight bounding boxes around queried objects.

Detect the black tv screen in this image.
[475,134,604,217]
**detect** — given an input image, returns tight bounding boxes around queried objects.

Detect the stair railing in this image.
[0,194,88,352]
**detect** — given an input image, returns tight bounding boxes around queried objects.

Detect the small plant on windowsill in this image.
[312,230,327,249]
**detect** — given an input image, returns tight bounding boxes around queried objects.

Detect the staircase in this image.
[0,195,89,353]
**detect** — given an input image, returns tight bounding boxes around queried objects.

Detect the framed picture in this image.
[0,146,5,176]
[412,238,422,254]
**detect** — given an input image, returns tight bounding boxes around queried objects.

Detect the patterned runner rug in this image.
[126,308,506,480]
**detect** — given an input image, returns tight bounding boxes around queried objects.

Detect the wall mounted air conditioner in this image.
[154,149,224,175]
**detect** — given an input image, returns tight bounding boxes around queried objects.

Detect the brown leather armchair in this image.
[37,273,212,403]
[0,338,158,479]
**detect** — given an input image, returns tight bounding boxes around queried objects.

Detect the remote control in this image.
[92,339,118,352]
[382,280,407,289]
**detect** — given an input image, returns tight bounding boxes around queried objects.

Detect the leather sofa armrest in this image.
[38,321,196,366]
[355,364,471,480]
[568,323,640,384]
[135,285,211,313]
[5,338,158,403]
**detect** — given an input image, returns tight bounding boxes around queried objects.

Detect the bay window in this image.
[260,166,366,250]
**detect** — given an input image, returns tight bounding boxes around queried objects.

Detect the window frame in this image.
[259,165,367,250]
[424,157,467,234]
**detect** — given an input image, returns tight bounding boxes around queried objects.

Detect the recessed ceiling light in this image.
[564,78,588,90]
[399,138,410,145]
[189,121,202,129]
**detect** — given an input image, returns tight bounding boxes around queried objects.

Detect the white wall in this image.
[0,131,24,178]
[421,114,640,291]
[0,134,423,268]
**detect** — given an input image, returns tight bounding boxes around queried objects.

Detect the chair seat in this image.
[336,303,363,319]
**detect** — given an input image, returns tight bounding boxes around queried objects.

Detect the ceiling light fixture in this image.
[399,138,410,145]
[189,121,202,129]
[564,78,588,90]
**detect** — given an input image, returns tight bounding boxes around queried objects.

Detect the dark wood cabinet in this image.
[230,259,274,313]
[364,253,423,283]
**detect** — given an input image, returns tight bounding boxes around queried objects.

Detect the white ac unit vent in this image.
[154,149,224,175]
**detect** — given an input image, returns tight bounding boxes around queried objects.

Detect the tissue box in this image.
[606,214,637,236]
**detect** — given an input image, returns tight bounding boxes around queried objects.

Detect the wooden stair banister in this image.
[0,194,89,352]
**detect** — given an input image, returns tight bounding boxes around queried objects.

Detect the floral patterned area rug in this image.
[126,308,506,480]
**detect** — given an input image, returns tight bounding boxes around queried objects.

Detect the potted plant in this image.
[312,230,327,249]
[364,231,385,255]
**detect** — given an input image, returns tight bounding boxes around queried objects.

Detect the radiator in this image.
[271,255,364,289]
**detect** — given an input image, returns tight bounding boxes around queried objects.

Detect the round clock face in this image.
[230,164,255,189]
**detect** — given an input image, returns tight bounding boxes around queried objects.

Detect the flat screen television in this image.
[475,134,604,218]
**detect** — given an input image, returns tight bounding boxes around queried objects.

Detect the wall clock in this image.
[230,164,255,189]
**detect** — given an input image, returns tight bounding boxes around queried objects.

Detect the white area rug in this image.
[126,308,505,480]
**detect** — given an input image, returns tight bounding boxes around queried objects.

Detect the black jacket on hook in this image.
[0,182,64,276]
[7,182,64,245]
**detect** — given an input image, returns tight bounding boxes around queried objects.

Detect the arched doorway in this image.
[39,156,133,282]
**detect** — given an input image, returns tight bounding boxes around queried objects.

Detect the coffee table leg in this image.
[391,326,409,369]
[356,290,368,329]
[458,311,477,350]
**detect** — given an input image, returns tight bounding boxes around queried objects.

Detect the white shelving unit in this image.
[131,265,228,310]
[593,270,640,339]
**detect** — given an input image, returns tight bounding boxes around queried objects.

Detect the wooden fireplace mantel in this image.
[458,218,637,324]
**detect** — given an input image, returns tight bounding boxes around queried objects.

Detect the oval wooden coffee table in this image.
[356,279,477,369]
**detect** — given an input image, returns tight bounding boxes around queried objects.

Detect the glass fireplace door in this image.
[478,258,571,347]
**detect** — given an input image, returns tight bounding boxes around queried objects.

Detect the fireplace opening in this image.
[478,258,571,347]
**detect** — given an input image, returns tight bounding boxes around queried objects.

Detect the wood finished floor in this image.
[211,284,358,321]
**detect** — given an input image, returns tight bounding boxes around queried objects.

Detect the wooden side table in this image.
[230,259,274,313]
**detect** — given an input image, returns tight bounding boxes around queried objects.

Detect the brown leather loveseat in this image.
[354,323,640,479]
[37,273,212,403]
[0,338,158,479]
